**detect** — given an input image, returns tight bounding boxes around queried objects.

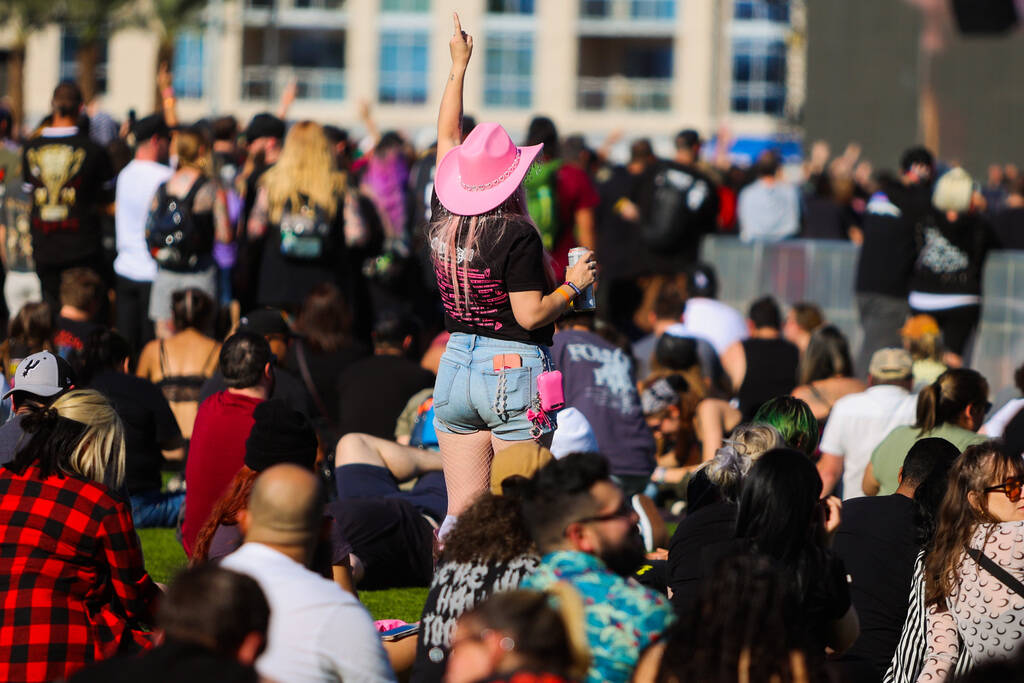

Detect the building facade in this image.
[2,0,803,150]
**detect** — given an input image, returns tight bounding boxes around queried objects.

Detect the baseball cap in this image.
[868,348,914,382]
[3,351,75,400]
[686,263,718,299]
[238,308,291,337]
[244,113,285,142]
[549,408,599,460]
[132,114,170,142]
[901,314,941,340]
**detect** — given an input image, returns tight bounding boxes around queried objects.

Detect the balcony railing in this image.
[576,76,671,111]
[241,66,345,101]
[580,0,674,20]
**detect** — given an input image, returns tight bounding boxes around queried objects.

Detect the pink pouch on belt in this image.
[537,370,565,413]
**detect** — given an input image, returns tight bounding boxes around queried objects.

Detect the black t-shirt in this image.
[831,494,919,678]
[737,337,800,420]
[54,316,105,360]
[336,354,435,440]
[430,194,553,346]
[855,181,931,297]
[992,206,1024,250]
[69,640,258,683]
[596,165,654,280]
[644,160,720,271]
[666,500,738,615]
[909,210,1000,297]
[285,339,370,422]
[22,130,114,266]
[90,370,184,494]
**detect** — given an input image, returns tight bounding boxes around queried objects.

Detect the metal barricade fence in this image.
[699,236,1024,395]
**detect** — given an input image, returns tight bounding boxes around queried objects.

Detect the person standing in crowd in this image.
[791,324,866,424]
[137,288,220,442]
[720,295,800,420]
[522,115,599,275]
[114,113,172,352]
[818,348,918,498]
[147,127,231,339]
[182,331,273,556]
[907,167,1000,367]
[552,310,655,496]
[672,263,747,356]
[865,368,989,496]
[411,492,539,683]
[221,464,396,683]
[0,108,40,319]
[69,565,269,683]
[737,151,799,243]
[782,301,825,355]
[0,389,159,682]
[519,453,674,683]
[914,442,1024,680]
[443,588,590,683]
[855,147,934,373]
[53,267,106,361]
[832,438,960,683]
[428,15,597,540]
[246,121,354,312]
[0,350,75,464]
[22,81,115,307]
[901,314,948,391]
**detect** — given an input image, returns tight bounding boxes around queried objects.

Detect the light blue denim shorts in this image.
[433,332,551,441]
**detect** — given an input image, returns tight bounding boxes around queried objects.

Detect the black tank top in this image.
[737,337,800,420]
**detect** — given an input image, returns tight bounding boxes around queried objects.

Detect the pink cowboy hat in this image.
[435,122,543,216]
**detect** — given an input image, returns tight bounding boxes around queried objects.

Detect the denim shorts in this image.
[433,332,551,441]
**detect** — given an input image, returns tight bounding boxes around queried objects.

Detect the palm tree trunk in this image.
[7,42,25,137]
[76,40,100,104]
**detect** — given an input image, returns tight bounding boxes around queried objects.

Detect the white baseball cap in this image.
[3,351,75,400]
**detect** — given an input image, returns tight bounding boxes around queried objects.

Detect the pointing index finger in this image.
[453,12,462,36]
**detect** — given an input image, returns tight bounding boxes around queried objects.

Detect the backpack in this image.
[146,178,208,271]
[524,159,562,251]
[279,196,333,260]
[642,164,713,252]
[408,397,439,450]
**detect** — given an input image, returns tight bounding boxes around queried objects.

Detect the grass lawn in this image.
[137,527,429,622]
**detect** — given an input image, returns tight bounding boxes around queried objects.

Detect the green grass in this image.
[360,587,430,622]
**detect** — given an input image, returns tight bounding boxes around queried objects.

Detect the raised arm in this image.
[437,13,473,170]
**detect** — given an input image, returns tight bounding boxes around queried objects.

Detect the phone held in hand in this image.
[380,623,420,641]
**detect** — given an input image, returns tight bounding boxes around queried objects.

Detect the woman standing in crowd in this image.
[865,369,989,496]
[444,587,589,683]
[429,15,597,538]
[913,441,1024,680]
[0,390,159,682]
[791,324,865,424]
[412,491,539,683]
[148,127,232,339]
[247,120,353,313]
[137,288,220,441]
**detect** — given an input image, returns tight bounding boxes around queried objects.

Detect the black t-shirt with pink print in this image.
[430,196,554,346]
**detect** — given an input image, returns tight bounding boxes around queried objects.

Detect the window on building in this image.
[173,31,205,99]
[630,0,674,19]
[294,0,345,7]
[379,30,428,104]
[241,27,345,101]
[734,0,790,22]
[381,0,429,12]
[487,0,534,13]
[60,30,108,94]
[731,39,786,115]
[484,32,532,108]
[580,0,673,19]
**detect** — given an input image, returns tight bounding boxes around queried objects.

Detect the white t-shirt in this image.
[114,159,173,282]
[221,542,396,683]
[981,398,1024,438]
[819,384,918,499]
[675,298,748,356]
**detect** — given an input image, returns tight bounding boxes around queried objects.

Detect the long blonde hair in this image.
[174,128,211,174]
[260,121,346,223]
[427,186,534,314]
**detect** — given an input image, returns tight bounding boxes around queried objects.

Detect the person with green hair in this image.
[752,396,820,457]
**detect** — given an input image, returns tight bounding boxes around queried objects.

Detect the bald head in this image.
[244,464,323,548]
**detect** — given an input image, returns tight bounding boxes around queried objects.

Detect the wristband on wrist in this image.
[162,87,175,99]
[554,285,572,304]
[564,281,582,297]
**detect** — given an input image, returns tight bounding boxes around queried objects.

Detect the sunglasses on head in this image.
[984,477,1024,503]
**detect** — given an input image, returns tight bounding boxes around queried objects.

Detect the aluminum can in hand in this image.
[567,247,597,311]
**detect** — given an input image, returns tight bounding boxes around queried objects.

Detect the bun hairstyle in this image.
[915,368,988,435]
[703,423,785,502]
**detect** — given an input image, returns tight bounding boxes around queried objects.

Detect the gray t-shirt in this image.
[0,413,26,465]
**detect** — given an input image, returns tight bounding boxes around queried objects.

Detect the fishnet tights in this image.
[437,430,524,516]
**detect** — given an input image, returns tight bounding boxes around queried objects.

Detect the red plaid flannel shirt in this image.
[0,463,159,682]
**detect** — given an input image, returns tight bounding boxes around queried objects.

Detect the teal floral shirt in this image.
[521,550,675,683]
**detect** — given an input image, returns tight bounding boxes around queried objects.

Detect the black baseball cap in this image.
[132,114,171,142]
[244,113,285,142]
[238,308,291,337]
[686,262,718,299]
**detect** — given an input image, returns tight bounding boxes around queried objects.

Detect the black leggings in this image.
[910,304,980,357]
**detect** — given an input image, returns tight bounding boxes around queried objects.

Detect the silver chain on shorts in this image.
[493,369,510,422]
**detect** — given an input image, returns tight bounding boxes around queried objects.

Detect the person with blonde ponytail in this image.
[148,126,232,339]
[429,14,598,542]
[444,587,590,683]
[0,389,159,681]
[865,369,989,496]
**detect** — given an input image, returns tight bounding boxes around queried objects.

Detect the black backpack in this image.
[279,196,333,260]
[642,164,713,252]
[146,178,208,271]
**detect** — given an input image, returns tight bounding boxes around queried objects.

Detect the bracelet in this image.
[161,87,175,99]
[564,281,582,297]
[554,285,572,304]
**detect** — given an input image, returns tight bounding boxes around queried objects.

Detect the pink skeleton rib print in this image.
[434,261,509,331]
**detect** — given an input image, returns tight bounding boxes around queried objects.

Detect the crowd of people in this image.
[0,13,1021,683]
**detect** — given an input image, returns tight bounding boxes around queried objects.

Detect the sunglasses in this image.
[574,501,635,525]
[984,477,1024,503]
